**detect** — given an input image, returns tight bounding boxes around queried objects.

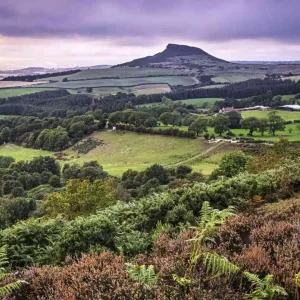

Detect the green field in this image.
[0,144,53,161]
[211,74,264,83]
[38,76,197,89]
[71,84,171,97]
[62,131,231,176]
[199,84,228,89]
[139,98,223,108]
[281,94,297,100]
[45,67,190,81]
[241,110,300,121]
[0,115,18,119]
[0,87,56,98]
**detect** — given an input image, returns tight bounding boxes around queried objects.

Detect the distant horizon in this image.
[1,43,300,71]
[0,0,300,69]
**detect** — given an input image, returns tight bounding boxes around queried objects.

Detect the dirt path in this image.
[167,140,226,167]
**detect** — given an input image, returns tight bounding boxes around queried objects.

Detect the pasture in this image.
[241,110,300,121]
[62,131,231,176]
[0,144,53,161]
[0,87,56,98]
[211,73,264,83]
[0,81,46,88]
[37,76,197,89]
[73,83,171,97]
[45,67,190,81]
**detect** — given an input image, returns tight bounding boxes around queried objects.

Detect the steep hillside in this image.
[115,43,230,68]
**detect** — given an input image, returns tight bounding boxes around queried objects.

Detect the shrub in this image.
[48,175,61,188]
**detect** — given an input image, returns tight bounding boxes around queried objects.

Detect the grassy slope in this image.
[63,131,229,176]
[0,87,56,98]
[0,144,53,161]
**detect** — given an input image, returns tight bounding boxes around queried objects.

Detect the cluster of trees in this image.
[0,90,94,117]
[241,111,285,136]
[1,69,81,82]
[0,111,105,151]
[116,124,196,139]
[121,164,195,198]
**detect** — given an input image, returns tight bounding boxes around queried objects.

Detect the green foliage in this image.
[267,111,285,136]
[191,201,235,244]
[116,231,152,257]
[212,150,250,178]
[202,252,240,277]
[48,175,61,187]
[172,274,192,287]
[126,263,157,288]
[295,272,300,287]
[188,117,208,136]
[244,272,288,300]
[46,179,116,219]
[213,114,229,136]
[241,117,261,136]
[0,246,27,297]
[0,156,15,168]
[152,221,172,241]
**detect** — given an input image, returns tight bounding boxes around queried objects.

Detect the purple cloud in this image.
[0,0,299,43]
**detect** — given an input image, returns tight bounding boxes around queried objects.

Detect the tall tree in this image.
[268,111,285,136]
[241,117,260,136]
[213,115,229,136]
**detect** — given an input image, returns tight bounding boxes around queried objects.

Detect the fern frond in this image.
[172,274,192,287]
[126,263,157,288]
[0,280,27,297]
[244,272,287,300]
[244,271,261,285]
[199,201,212,230]
[202,252,240,277]
[0,246,8,268]
[295,272,300,287]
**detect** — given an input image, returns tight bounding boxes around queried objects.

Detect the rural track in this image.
[167,140,226,167]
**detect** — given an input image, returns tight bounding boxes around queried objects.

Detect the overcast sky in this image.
[0,0,300,69]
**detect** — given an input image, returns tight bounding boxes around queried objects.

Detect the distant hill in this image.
[233,61,300,65]
[114,43,230,68]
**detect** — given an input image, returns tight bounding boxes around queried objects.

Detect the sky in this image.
[0,0,300,69]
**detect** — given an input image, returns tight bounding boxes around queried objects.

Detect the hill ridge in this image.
[114,43,229,68]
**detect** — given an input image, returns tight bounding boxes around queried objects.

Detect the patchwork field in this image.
[0,81,47,88]
[73,83,171,96]
[0,87,56,98]
[45,67,190,81]
[62,131,233,176]
[211,74,263,83]
[38,76,197,89]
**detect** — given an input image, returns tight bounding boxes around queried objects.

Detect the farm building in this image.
[243,105,270,111]
[219,107,236,114]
